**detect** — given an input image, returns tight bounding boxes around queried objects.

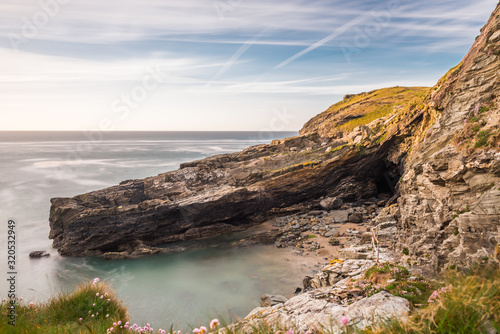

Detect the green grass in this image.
[475,130,491,148]
[365,266,500,334]
[329,144,349,153]
[0,280,129,334]
[338,104,393,133]
[301,86,428,137]
[351,263,435,306]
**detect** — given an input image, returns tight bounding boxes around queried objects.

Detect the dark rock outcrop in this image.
[29,251,50,258]
[49,131,397,257]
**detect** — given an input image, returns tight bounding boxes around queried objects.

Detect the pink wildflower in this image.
[193,328,201,334]
[210,319,220,329]
[340,315,349,326]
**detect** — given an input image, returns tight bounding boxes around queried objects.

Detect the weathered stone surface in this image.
[244,291,410,333]
[395,4,500,271]
[49,136,392,256]
[235,230,282,247]
[348,212,363,224]
[320,197,343,210]
[102,244,163,260]
[325,227,340,237]
[260,294,288,307]
[330,210,349,224]
[304,259,376,290]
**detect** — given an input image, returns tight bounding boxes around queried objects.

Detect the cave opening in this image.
[374,161,401,196]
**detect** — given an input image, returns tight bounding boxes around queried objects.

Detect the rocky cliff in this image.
[395,2,500,272]
[49,87,422,257]
[49,3,500,268]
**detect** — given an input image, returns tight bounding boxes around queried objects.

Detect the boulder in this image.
[320,197,343,210]
[348,213,364,224]
[325,227,339,237]
[330,210,349,224]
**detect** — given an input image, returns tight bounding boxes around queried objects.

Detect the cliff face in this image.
[49,126,401,257]
[49,4,500,266]
[50,83,430,257]
[396,3,500,272]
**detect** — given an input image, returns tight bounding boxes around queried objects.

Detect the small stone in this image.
[329,237,340,246]
[325,227,339,237]
[29,251,50,259]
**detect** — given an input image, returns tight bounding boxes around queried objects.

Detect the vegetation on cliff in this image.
[299,87,429,138]
[0,279,128,333]
[366,265,500,334]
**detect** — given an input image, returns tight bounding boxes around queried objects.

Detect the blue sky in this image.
[1,0,497,131]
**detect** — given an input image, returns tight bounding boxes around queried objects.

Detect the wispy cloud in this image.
[0,0,496,131]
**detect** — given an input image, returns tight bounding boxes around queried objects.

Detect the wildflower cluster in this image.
[428,284,453,303]
[78,281,113,321]
[107,321,168,333]
[193,318,219,334]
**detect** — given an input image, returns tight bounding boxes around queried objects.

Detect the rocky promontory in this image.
[49,86,426,257]
[50,2,500,275]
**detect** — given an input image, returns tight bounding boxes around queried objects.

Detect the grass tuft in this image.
[365,266,500,334]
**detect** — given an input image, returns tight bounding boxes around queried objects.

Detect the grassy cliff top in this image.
[300,86,429,138]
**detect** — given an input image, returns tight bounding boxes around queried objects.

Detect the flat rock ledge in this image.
[243,290,410,333]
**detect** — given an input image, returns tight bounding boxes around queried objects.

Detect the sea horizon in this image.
[0,130,304,329]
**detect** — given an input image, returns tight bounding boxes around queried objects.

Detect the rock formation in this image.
[395,3,500,272]
[50,3,500,272]
[49,87,422,257]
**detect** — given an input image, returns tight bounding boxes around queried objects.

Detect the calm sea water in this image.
[0,131,313,330]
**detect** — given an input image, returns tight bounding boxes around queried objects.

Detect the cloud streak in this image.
[0,0,497,131]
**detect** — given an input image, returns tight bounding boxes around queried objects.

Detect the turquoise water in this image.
[0,131,307,330]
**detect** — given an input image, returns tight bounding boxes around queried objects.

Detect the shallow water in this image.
[0,131,306,329]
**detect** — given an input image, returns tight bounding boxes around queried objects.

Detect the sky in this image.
[0,0,498,131]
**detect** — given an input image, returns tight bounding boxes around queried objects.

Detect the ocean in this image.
[0,131,316,330]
